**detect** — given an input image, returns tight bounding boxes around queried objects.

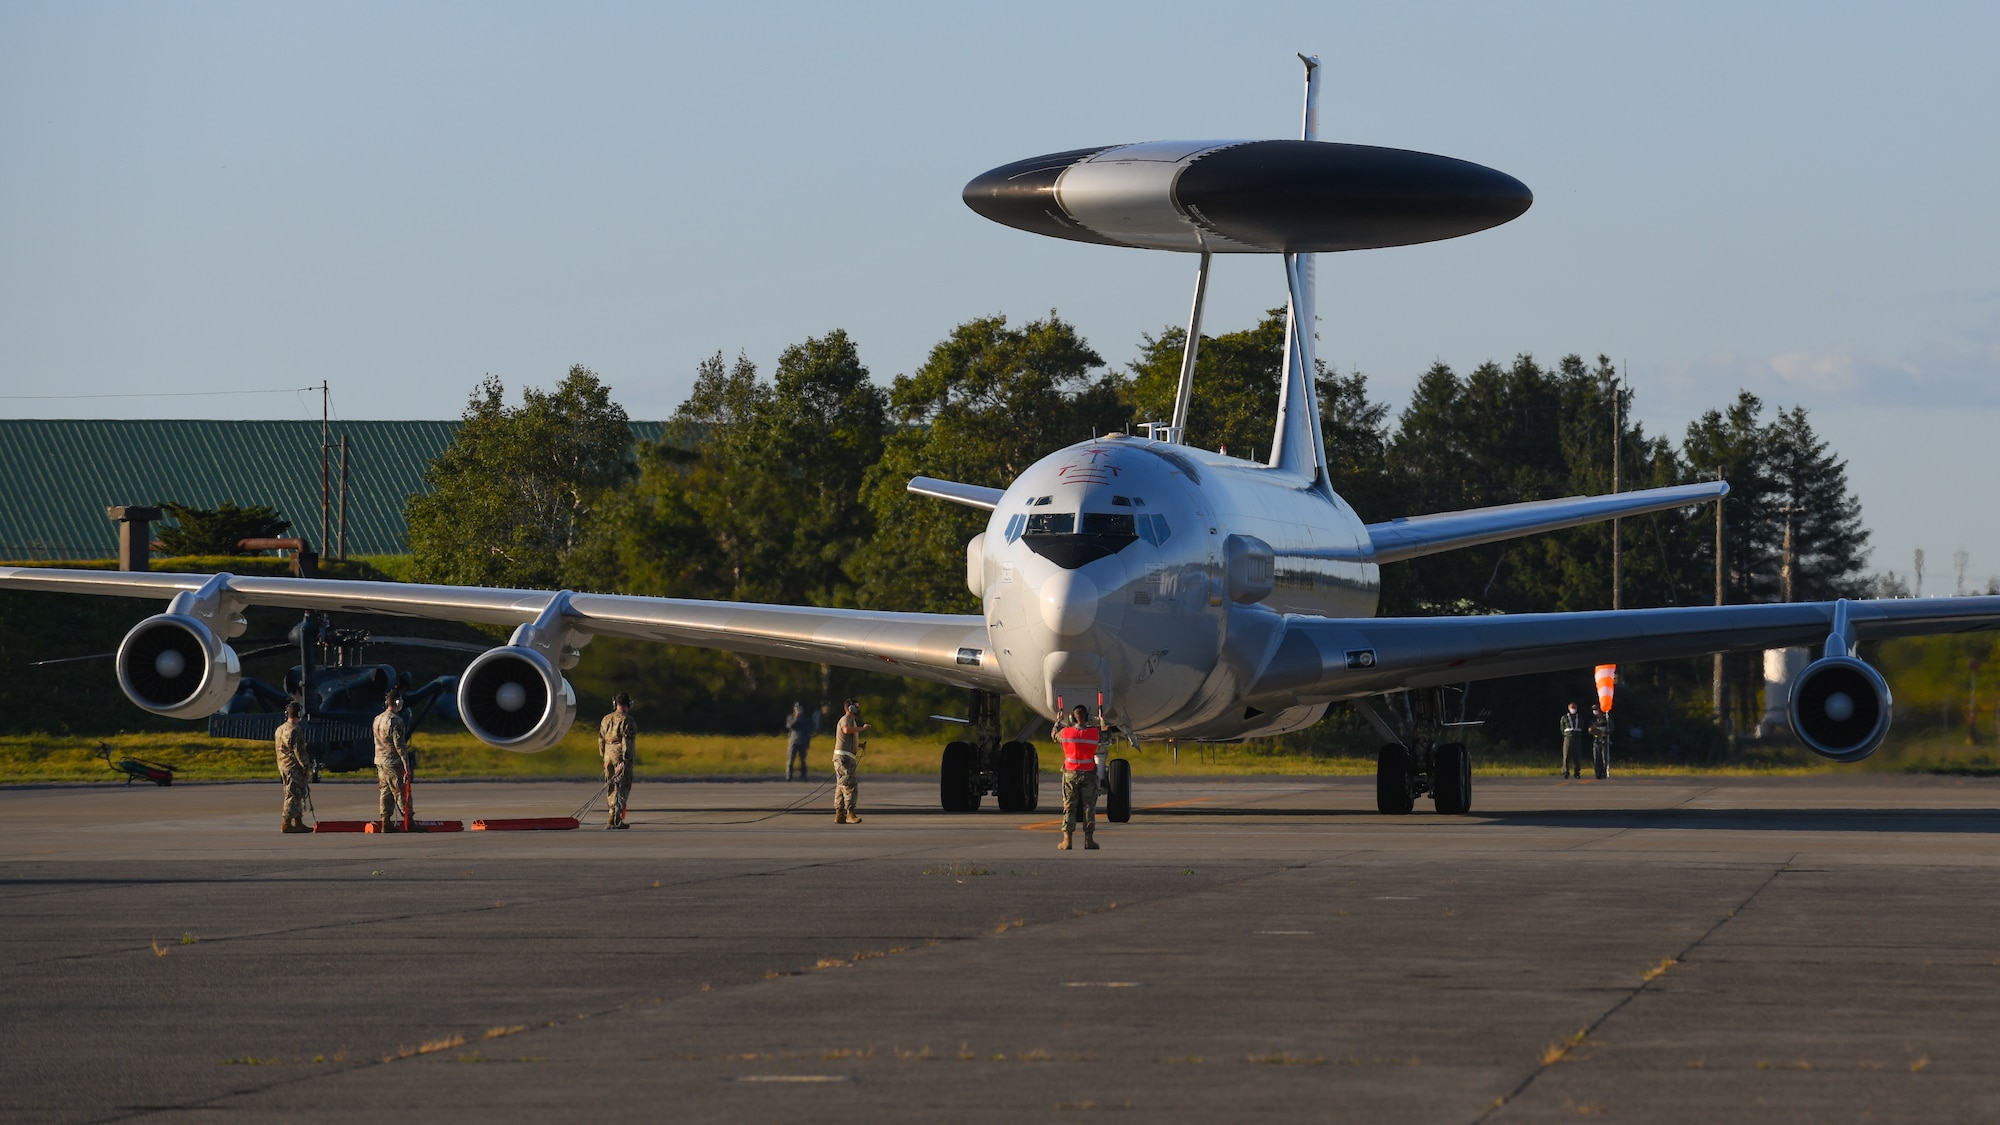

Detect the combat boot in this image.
[1058,832,1072,851]
[1083,829,1099,850]
[846,814,861,824]
[834,810,848,824]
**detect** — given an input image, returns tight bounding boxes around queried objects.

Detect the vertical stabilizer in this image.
[1267,55,1330,492]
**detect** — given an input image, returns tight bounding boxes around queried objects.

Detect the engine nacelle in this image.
[456,645,576,753]
[1787,656,1893,763]
[116,614,242,719]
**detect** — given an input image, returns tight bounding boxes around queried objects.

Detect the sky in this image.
[2,2,1996,589]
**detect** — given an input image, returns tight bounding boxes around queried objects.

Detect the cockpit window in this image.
[1111,496,1131,507]
[1019,509,1141,568]
[1079,512,1136,536]
[1031,495,1054,506]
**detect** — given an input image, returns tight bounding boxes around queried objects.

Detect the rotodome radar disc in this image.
[963,140,1531,253]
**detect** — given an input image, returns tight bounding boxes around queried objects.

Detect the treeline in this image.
[402,310,1870,754]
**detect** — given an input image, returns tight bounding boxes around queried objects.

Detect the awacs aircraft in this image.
[6,57,1997,818]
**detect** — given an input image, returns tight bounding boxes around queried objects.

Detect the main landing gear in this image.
[940,690,1041,813]
[1374,688,1473,816]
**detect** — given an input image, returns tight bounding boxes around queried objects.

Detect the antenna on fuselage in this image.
[1266,53,1331,492]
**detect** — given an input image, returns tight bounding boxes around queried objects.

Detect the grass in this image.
[3,729,1974,784]
[0,730,985,783]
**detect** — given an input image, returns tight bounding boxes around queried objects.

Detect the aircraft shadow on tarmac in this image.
[1123,805,2000,833]
[663,805,2000,833]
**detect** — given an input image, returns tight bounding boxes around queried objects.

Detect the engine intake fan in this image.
[1787,655,1892,763]
[116,614,241,719]
[457,645,576,752]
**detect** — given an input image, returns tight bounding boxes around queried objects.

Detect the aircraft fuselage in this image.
[980,434,1376,742]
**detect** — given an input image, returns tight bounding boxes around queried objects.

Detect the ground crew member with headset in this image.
[275,701,312,834]
[600,692,636,829]
[373,691,411,831]
[1053,705,1101,851]
[1559,702,1588,780]
[832,698,867,824]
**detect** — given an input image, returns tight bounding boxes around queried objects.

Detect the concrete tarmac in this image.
[4,772,2000,1123]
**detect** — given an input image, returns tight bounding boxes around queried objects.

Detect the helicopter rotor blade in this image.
[363,636,494,654]
[31,638,297,668]
[28,651,115,667]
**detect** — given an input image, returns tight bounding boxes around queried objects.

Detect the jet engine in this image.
[1786,656,1893,763]
[116,614,242,719]
[456,645,576,753]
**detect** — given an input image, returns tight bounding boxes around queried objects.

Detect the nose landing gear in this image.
[939,690,1043,813]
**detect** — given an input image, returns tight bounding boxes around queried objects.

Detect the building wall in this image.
[0,420,664,559]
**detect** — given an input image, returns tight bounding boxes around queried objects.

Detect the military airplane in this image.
[5,56,1997,819]
[204,613,485,776]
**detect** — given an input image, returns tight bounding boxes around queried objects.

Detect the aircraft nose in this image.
[1039,570,1099,636]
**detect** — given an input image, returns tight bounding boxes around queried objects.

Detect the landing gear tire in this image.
[1432,742,1472,815]
[998,741,1037,812]
[1105,758,1132,823]
[940,741,979,812]
[1375,744,1414,815]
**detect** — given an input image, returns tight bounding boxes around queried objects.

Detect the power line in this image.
[0,387,317,400]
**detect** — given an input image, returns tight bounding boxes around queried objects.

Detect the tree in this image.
[1766,405,1869,601]
[853,312,1126,614]
[406,366,633,589]
[1316,364,1392,521]
[612,332,886,608]
[568,333,892,726]
[156,502,290,556]
[1125,309,1287,457]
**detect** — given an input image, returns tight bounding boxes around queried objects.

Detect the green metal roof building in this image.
[0,420,665,560]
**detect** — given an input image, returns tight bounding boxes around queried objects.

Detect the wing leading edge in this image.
[1362,480,1727,564]
[1246,596,2000,705]
[0,567,1005,693]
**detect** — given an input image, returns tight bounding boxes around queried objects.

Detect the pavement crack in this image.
[1473,854,1796,1123]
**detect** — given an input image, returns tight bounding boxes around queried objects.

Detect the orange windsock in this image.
[1594,664,1617,713]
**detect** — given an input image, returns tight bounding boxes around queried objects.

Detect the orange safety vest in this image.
[1059,725,1100,771]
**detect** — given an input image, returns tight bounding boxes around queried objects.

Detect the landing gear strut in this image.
[940,690,1040,813]
[1373,688,1473,816]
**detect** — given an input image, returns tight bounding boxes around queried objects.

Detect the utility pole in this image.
[1713,467,1727,738]
[1611,363,1623,611]
[1779,505,1796,603]
[338,434,350,560]
[319,380,330,557]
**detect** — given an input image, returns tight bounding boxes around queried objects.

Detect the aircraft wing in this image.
[906,476,1004,511]
[1363,481,1727,564]
[1246,596,2000,704]
[0,567,1005,692]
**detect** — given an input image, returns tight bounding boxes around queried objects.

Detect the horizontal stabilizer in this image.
[1365,481,1727,565]
[907,476,1004,511]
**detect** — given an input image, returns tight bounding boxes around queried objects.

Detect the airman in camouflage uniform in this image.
[832,698,868,824]
[275,702,312,833]
[599,692,636,829]
[373,692,411,831]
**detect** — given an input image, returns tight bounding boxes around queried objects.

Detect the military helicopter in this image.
[205,613,489,777]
